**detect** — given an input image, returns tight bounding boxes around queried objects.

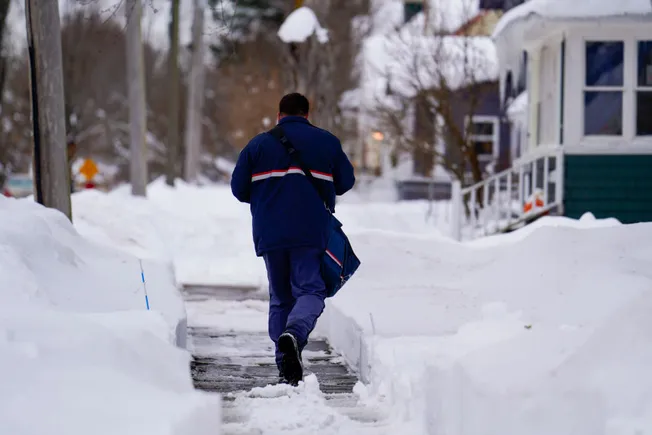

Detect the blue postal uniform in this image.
[231,116,355,368]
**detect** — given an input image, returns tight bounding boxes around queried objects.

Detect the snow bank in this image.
[466,211,622,248]
[317,221,652,433]
[278,6,328,44]
[0,195,221,434]
[1,195,185,332]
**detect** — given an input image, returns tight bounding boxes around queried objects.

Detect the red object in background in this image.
[2,188,11,197]
[84,181,96,189]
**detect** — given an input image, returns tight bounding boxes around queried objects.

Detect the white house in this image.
[451,0,652,240]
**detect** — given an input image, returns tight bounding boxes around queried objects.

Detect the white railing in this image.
[450,147,564,241]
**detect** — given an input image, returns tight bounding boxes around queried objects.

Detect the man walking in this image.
[231,93,355,385]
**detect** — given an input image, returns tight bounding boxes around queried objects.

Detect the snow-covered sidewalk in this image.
[186,289,393,435]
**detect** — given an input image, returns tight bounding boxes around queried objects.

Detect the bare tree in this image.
[0,0,23,175]
[369,21,497,186]
[280,0,368,134]
[3,3,232,186]
[0,0,11,105]
[183,0,206,183]
[126,0,147,196]
[25,0,71,219]
[166,0,181,186]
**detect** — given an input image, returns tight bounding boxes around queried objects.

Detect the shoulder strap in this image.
[268,125,330,210]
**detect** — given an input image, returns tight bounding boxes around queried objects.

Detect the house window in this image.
[466,116,499,161]
[584,41,624,136]
[403,1,424,23]
[637,41,652,136]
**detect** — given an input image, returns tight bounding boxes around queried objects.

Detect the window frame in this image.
[635,40,652,136]
[465,115,500,162]
[582,39,625,138]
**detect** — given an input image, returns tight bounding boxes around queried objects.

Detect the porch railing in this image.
[450,147,564,241]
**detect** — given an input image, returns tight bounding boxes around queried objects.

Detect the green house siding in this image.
[564,155,652,223]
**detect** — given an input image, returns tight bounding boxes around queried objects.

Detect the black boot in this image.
[277,367,289,384]
[278,332,303,386]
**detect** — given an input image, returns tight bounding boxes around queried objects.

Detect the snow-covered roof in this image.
[277,6,328,44]
[493,0,652,39]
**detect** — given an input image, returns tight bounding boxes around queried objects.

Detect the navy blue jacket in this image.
[231,116,355,256]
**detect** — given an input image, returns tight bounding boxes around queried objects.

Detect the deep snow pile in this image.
[317,219,652,434]
[0,196,220,435]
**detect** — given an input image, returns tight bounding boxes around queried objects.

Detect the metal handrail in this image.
[451,148,564,241]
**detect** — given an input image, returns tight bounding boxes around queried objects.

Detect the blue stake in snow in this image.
[139,259,150,310]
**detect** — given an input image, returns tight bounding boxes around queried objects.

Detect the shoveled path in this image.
[184,285,390,435]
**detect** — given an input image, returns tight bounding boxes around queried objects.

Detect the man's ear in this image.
[276,113,281,123]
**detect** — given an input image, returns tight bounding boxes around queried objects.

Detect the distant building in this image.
[352,1,510,200]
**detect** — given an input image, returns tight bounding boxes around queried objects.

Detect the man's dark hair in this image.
[279,93,310,116]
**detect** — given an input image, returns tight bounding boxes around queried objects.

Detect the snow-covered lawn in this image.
[0,195,221,435]
[72,179,652,434]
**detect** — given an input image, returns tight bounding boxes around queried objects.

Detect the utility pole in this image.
[166,0,181,187]
[125,0,148,196]
[25,0,72,220]
[183,0,206,184]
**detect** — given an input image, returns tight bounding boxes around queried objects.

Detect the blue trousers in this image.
[263,247,326,369]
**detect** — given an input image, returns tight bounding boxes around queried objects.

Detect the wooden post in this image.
[183,0,206,184]
[166,0,181,187]
[25,0,72,220]
[125,0,148,196]
[451,180,462,241]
